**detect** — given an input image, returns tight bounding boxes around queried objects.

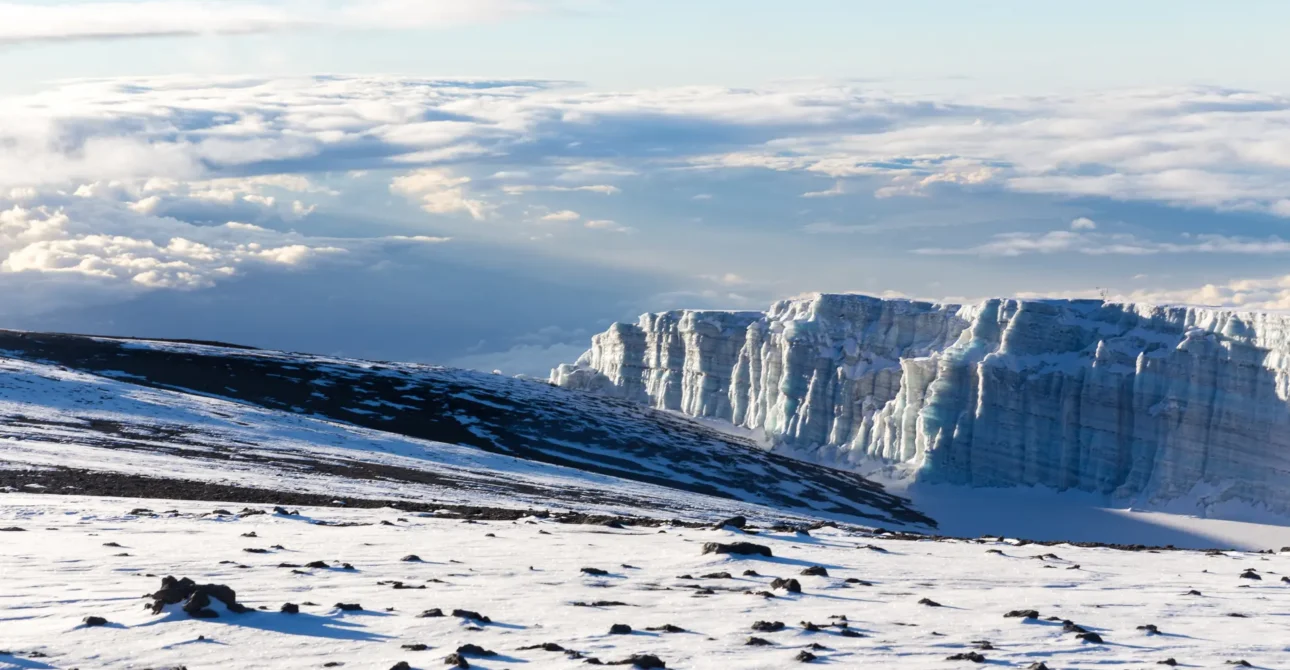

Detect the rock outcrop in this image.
[553,294,1290,513]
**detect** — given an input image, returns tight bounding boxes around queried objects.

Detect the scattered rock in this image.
[82,616,109,627]
[402,555,423,562]
[418,608,444,618]
[1158,660,1178,666]
[770,578,802,593]
[444,654,469,668]
[243,548,269,554]
[581,567,610,576]
[742,570,761,577]
[800,566,828,577]
[714,516,747,529]
[614,654,666,668]
[751,620,786,632]
[452,609,490,623]
[1028,663,1050,670]
[795,650,818,662]
[608,623,633,635]
[947,652,986,662]
[1226,662,1252,668]
[646,624,685,633]
[918,598,942,607]
[1005,609,1039,619]
[746,637,773,646]
[519,642,565,652]
[700,572,732,579]
[402,644,430,651]
[334,603,363,612]
[280,603,299,614]
[1076,632,1104,644]
[572,600,629,607]
[702,542,772,557]
[148,576,249,618]
[455,644,496,657]
[1137,624,1160,634]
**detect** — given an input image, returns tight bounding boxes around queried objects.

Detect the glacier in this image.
[552,294,1290,514]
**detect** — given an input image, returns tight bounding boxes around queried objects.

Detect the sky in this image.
[2,0,1290,376]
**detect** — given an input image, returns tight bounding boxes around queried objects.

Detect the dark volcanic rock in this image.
[334,603,363,612]
[700,572,732,579]
[82,616,109,627]
[646,624,686,633]
[402,555,423,562]
[918,598,942,607]
[795,651,818,663]
[1076,632,1104,644]
[148,576,249,618]
[1138,624,1160,634]
[452,609,490,623]
[715,516,747,529]
[280,603,299,614]
[751,620,786,632]
[770,578,802,593]
[702,542,772,557]
[614,654,666,668]
[947,652,986,662]
[800,566,828,577]
[746,637,774,646]
[444,654,469,668]
[608,623,633,635]
[1158,659,1178,666]
[581,567,610,576]
[1005,609,1039,619]
[455,644,496,657]
[418,608,444,618]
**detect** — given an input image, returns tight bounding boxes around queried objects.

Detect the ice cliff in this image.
[552,294,1290,513]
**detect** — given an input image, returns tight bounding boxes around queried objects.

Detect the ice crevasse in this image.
[552,294,1290,513]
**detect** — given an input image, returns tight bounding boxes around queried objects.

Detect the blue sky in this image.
[1,1,1289,375]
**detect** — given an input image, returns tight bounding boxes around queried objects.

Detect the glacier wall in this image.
[552,294,1290,513]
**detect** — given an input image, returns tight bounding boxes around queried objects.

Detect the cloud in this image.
[0,0,547,43]
[917,229,1290,257]
[1070,217,1097,230]
[0,204,344,292]
[584,219,632,233]
[540,209,581,222]
[390,168,491,220]
[501,184,621,196]
[7,76,1290,220]
[801,181,845,198]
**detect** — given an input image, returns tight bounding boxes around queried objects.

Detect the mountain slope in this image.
[0,329,931,527]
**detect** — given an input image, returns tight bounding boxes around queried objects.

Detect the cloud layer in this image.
[0,1,546,43]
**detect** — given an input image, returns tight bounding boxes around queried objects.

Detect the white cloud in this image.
[390,168,491,220]
[917,229,1290,257]
[8,76,1290,219]
[540,210,581,222]
[0,204,344,291]
[0,0,545,43]
[1070,217,1097,230]
[584,219,632,233]
[801,181,845,198]
[502,184,621,196]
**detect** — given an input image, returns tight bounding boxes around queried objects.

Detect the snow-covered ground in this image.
[3,493,1289,669]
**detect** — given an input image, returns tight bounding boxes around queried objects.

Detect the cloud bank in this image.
[0,1,547,43]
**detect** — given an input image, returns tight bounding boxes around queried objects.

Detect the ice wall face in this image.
[552,294,1290,513]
